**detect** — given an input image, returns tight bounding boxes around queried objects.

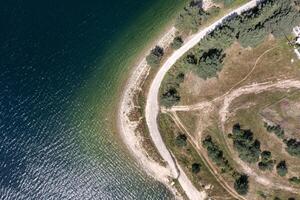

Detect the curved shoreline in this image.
[145,1,260,200]
[117,27,180,196]
[118,0,261,199]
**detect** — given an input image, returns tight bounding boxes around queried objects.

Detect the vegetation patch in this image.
[264,123,285,139]
[230,123,261,163]
[203,135,232,173]
[172,0,300,81]
[171,36,184,50]
[146,46,164,67]
[234,174,249,195]
[158,113,233,198]
[289,176,300,185]
[175,1,208,33]
[285,138,300,157]
[276,160,288,177]
[258,150,275,171]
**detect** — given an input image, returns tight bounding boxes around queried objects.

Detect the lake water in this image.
[0,0,185,199]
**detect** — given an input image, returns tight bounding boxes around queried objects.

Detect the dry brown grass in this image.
[171,37,300,198]
[179,37,300,105]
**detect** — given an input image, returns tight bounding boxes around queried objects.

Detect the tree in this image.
[146,46,164,67]
[196,48,226,79]
[175,1,208,33]
[234,174,249,195]
[276,160,288,176]
[192,163,201,174]
[175,134,187,147]
[171,36,183,49]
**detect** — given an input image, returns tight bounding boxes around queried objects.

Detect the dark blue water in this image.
[0,1,183,199]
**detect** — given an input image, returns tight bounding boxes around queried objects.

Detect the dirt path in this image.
[145,1,261,199]
[169,46,277,112]
[167,79,300,195]
[169,112,247,200]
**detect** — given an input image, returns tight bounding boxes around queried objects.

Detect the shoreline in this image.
[117,26,181,196]
[116,0,224,198]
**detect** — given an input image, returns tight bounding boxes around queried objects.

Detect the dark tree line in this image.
[177,0,300,79]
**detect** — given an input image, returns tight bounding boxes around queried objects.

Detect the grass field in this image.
[159,36,300,198]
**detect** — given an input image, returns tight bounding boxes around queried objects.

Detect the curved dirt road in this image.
[145,1,261,199]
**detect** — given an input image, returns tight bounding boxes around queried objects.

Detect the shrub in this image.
[160,86,180,107]
[160,72,185,107]
[171,36,184,49]
[285,138,300,157]
[289,177,300,184]
[265,124,284,139]
[146,46,164,67]
[175,134,187,147]
[258,160,275,171]
[234,174,249,195]
[261,150,272,161]
[258,150,275,171]
[192,163,201,174]
[276,160,288,176]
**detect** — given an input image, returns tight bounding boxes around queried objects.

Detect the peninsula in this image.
[119,0,300,199]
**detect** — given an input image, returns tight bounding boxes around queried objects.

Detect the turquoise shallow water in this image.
[0,0,184,199]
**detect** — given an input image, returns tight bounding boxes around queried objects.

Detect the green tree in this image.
[231,123,261,163]
[234,174,249,195]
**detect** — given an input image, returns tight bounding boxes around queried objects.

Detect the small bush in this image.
[289,177,300,184]
[171,36,183,49]
[146,46,164,67]
[261,150,272,161]
[191,163,201,174]
[276,160,288,176]
[265,124,284,139]
[160,86,180,107]
[285,138,300,157]
[258,160,275,171]
[175,134,187,147]
[258,150,275,171]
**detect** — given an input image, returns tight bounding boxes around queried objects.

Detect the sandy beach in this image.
[117,0,260,199]
[117,26,180,195]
